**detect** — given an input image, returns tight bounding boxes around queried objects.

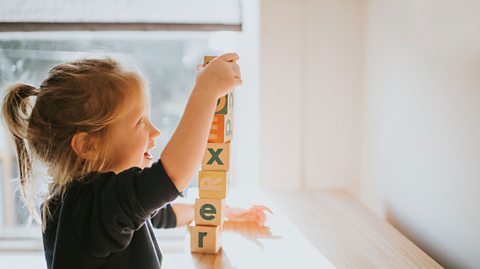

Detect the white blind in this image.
[0,0,242,31]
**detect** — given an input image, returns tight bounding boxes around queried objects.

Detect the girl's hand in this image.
[225,204,273,227]
[195,53,243,99]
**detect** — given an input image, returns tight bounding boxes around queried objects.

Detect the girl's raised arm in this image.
[160,53,242,192]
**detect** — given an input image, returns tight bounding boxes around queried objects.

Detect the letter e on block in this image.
[195,198,224,226]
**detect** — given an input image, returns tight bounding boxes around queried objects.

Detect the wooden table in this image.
[266,191,443,269]
[162,189,443,269]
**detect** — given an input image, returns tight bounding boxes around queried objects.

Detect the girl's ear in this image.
[71,132,99,161]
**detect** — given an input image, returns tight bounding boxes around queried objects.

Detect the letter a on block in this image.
[195,198,224,226]
[190,224,222,254]
[198,171,228,199]
[202,143,230,171]
[225,113,233,140]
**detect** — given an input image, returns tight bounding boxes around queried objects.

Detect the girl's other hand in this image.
[195,53,243,99]
[225,204,273,227]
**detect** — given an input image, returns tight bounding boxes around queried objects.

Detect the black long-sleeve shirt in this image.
[42,160,182,269]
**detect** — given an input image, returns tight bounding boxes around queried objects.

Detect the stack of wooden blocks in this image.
[190,56,234,254]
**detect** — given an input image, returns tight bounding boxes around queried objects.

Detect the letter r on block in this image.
[198,232,207,248]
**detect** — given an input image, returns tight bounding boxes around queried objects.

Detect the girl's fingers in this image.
[225,205,271,227]
[220,53,240,62]
[257,213,266,227]
[233,69,241,79]
[254,210,267,227]
[234,78,243,87]
[251,205,273,215]
[228,209,251,220]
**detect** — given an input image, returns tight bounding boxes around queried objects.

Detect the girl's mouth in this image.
[144,151,153,159]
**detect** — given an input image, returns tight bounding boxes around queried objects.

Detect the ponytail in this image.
[1,83,40,222]
[1,58,144,230]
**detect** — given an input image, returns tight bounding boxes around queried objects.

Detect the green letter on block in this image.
[200,204,216,220]
[198,232,208,248]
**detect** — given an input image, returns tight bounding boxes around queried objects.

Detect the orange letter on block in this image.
[208,115,233,143]
[208,115,224,143]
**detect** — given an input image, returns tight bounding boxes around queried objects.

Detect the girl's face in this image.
[102,88,160,173]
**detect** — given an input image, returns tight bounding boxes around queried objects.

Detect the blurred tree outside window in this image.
[0,31,238,239]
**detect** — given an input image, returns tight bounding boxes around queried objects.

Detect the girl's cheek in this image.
[137,126,150,137]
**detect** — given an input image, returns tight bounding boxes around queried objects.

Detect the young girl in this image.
[1,53,270,269]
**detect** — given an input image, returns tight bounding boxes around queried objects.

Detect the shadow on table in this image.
[222,221,282,250]
[190,221,282,268]
[191,249,235,269]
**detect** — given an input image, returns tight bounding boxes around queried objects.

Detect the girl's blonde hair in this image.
[1,58,145,230]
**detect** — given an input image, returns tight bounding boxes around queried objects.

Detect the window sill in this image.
[265,190,443,269]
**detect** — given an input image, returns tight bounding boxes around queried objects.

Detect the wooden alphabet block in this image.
[202,143,230,171]
[215,92,234,115]
[190,224,222,254]
[198,171,228,199]
[208,113,233,143]
[203,56,216,66]
[194,198,225,226]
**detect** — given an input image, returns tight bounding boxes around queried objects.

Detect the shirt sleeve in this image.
[150,203,177,229]
[70,159,181,257]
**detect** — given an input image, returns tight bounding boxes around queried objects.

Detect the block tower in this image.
[190,56,234,254]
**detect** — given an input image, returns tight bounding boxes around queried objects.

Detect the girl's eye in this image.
[137,118,143,125]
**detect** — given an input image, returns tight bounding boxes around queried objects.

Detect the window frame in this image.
[0,0,261,251]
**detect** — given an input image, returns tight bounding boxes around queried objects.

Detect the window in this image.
[0,30,239,238]
[0,0,242,29]
[0,3,260,259]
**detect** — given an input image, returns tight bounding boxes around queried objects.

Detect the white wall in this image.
[362,0,480,267]
[303,0,365,193]
[260,0,364,192]
[260,0,305,190]
[261,0,480,267]
[233,0,261,188]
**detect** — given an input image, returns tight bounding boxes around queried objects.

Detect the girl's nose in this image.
[151,123,161,138]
